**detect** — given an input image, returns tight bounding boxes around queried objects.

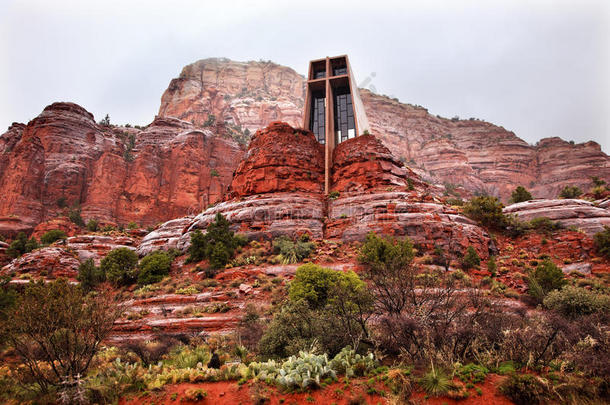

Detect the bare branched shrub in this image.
[1,280,123,393]
[122,334,179,366]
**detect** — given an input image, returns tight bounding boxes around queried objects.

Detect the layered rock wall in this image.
[0,103,244,236]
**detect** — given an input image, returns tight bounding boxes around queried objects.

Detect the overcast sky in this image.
[1,0,608,152]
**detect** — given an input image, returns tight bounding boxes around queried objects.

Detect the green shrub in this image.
[463,196,507,229]
[100,247,139,286]
[528,217,562,234]
[559,185,583,199]
[499,374,548,405]
[68,206,85,227]
[594,226,610,259]
[461,246,480,270]
[86,219,99,232]
[328,191,340,199]
[40,229,67,245]
[138,251,172,285]
[259,264,372,358]
[273,235,316,264]
[455,363,489,383]
[25,236,39,253]
[77,258,105,291]
[164,345,210,369]
[509,186,533,204]
[358,232,416,314]
[186,213,246,268]
[6,232,34,258]
[527,259,566,303]
[127,221,138,230]
[543,285,610,318]
[487,256,497,276]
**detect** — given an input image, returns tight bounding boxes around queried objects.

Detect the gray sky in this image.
[1,0,609,152]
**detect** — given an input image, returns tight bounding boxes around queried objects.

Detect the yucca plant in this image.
[419,362,452,397]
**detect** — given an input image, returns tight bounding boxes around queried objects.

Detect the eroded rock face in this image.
[159,59,610,201]
[31,217,81,240]
[66,235,138,265]
[1,247,80,279]
[166,122,492,259]
[183,193,325,246]
[158,58,305,133]
[137,217,194,257]
[227,122,324,199]
[327,192,492,258]
[503,199,610,236]
[0,103,244,236]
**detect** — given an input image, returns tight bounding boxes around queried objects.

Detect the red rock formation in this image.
[157,59,610,201]
[0,103,244,236]
[2,58,608,238]
[158,58,304,133]
[331,134,423,193]
[326,135,493,258]
[228,122,324,198]
[1,247,80,279]
[170,123,492,259]
[31,217,81,240]
[66,234,138,265]
[503,199,610,236]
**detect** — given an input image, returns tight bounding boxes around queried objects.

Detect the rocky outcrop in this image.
[158,59,610,202]
[327,192,492,258]
[168,122,492,259]
[158,58,304,133]
[137,217,194,256]
[0,103,244,236]
[31,217,81,240]
[503,199,610,236]
[183,193,325,245]
[66,234,138,265]
[327,135,492,258]
[227,122,324,198]
[331,134,423,193]
[1,247,80,279]
[0,241,10,267]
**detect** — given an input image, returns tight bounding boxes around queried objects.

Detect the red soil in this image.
[119,375,514,405]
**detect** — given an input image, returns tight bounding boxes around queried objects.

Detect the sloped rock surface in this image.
[183,193,325,246]
[137,217,194,256]
[503,199,610,236]
[327,192,492,258]
[66,234,138,265]
[1,247,80,279]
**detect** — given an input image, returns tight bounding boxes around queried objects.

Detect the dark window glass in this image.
[310,91,325,144]
[313,69,326,79]
[333,86,355,144]
[333,66,347,76]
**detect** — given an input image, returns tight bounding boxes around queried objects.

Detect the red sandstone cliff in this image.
[158,58,610,201]
[0,102,244,236]
[1,58,608,236]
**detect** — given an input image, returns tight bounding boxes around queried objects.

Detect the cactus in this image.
[249,350,337,390]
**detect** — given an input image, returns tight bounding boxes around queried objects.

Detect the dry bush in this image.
[1,280,123,393]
